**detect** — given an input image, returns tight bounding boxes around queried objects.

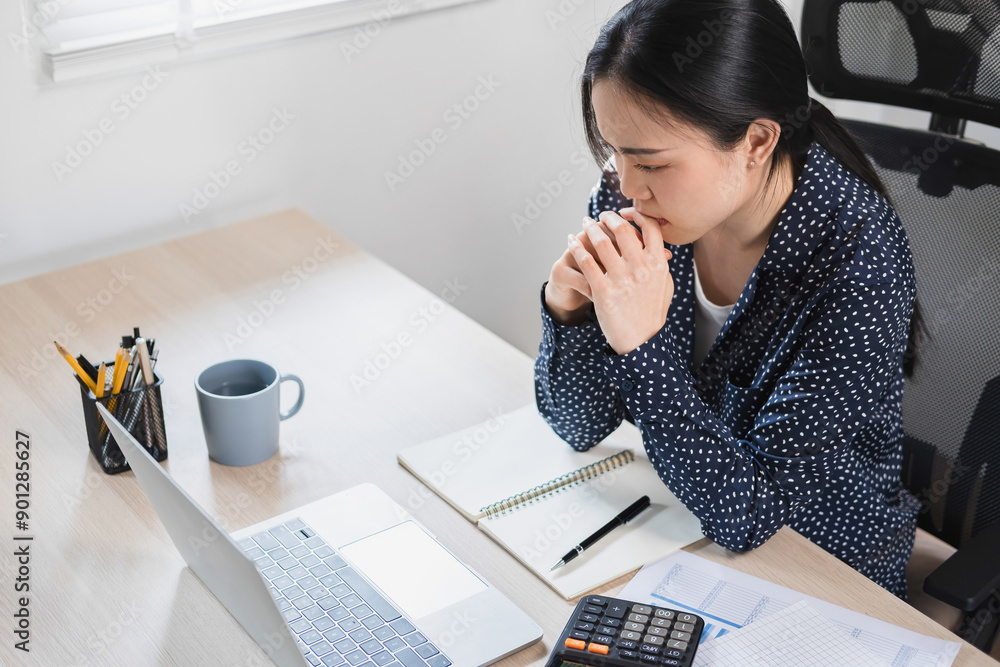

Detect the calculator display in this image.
[545,596,705,667]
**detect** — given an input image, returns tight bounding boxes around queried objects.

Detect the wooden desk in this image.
[0,210,993,666]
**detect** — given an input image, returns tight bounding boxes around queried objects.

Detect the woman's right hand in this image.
[544,216,639,326]
[544,240,593,325]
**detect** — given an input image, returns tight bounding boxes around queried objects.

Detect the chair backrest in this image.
[801,0,1000,131]
[801,0,1000,550]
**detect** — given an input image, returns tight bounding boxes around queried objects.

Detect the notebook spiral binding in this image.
[479,449,635,520]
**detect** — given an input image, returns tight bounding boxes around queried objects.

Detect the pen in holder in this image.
[78,365,168,474]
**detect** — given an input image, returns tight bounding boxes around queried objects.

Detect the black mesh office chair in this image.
[800,0,1000,655]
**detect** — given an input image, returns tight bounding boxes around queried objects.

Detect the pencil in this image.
[55,342,98,394]
[112,349,130,395]
[95,363,107,399]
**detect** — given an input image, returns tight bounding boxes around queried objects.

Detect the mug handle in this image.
[278,374,305,420]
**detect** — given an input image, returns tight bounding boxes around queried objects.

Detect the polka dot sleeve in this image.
[535,283,626,449]
[534,167,632,449]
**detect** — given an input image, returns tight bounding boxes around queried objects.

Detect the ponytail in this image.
[801,97,891,205]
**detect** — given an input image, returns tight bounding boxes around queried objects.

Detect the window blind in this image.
[30,0,484,82]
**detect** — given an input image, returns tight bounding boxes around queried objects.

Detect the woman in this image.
[534,0,921,597]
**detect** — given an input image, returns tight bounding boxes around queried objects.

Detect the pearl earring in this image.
[750,160,755,167]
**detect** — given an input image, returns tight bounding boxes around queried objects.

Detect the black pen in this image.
[550,495,651,571]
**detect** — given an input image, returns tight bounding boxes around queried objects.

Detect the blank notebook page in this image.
[694,599,889,666]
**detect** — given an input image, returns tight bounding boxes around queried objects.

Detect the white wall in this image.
[1,0,998,359]
[0,0,630,358]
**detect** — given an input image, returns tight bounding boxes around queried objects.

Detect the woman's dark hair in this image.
[581,0,923,376]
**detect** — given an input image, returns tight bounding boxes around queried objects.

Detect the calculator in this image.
[544,596,705,667]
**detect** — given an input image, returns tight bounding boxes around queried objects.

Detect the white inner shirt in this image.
[692,257,736,370]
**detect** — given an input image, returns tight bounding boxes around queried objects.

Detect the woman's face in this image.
[591,79,755,247]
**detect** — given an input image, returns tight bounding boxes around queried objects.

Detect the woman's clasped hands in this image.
[544,207,674,355]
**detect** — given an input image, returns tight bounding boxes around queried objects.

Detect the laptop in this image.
[96,403,542,667]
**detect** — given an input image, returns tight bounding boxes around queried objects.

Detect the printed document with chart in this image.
[619,550,961,667]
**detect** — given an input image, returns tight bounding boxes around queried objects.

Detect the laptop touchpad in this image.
[340,521,488,620]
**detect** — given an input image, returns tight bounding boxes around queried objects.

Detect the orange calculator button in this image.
[587,643,610,655]
[564,638,586,650]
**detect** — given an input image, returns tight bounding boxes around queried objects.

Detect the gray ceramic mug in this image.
[195,359,304,466]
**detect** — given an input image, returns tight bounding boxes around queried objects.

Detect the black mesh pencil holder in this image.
[78,366,168,474]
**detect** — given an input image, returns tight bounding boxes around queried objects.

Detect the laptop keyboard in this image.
[238,518,452,667]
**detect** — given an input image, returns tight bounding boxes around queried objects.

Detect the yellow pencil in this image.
[55,342,98,394]
[115,349,131,394]
[95,363,107,398]
[111,347,125,395]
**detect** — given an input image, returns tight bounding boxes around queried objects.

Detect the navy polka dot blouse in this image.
[534,142,921,598]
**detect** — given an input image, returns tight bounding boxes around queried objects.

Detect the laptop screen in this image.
[340,521,488,620]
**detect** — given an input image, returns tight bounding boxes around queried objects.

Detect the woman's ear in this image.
[744,119,782,168]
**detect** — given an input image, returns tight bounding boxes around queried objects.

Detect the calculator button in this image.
[677,613,696,623]
[564,638,586,650]
[654,609,675,620]
[664,649,683,659]
[619,650,639,660]
[662,660,681,666]
[592,635,614,645]
[640,644,661,655]
[650,617,670,628]
[670,630,691,641]
[569,630,589,641]
[641,635,664,646]
[600,618,621,628]
[620,630,642,642]
[628,613,650,624]
[625,621,645,633]
[604,601,628,619]
[667,639,689,651]
[586,643,609,655]
[597,625,617,636]
[574,622,594,632]
[631,605,652,615]
[587,596,608,606]
[639,655,658,665]
[646,626,667,637]
[673,621,694,633]
[617,639,638,650]
[583,605,604,615]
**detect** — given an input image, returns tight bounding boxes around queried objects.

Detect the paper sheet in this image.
[696,599,889,666]
[619,551,961,667]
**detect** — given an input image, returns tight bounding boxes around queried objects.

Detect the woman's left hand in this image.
[567,207,674,355]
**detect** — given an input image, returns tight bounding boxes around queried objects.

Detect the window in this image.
[24,0,484,82]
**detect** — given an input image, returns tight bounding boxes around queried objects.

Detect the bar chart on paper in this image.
[619,551,961,667]
[694,600,890,666]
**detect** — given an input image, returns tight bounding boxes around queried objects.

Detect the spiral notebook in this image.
[397,404,704,599]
